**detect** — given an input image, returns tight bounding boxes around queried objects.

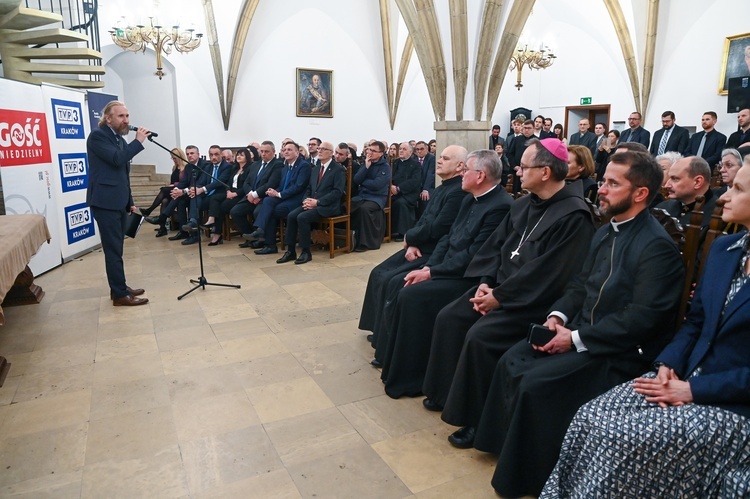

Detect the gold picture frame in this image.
[719,32,750,95]
[297,68,333,118]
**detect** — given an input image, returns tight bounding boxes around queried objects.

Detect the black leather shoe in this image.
[199,221,215,230]
[254,246,278,255]
[370,358,383,368]
[366,334,374,342]
[422,398,443,412]
[243,229,264,240]
[276,250,297,264]
[169,231,188,241]
[155,228,168,237]
[182,222,198,232]
[144,216,161,225]
[238,240,253,248]
[447,426,476,449]
[249,240,265,249]
[294,252,312,265]
[392,234,404,242]
[182,235,199,245]
[353,246,368,253]
[140,206,153,217]
[207,236,223,246]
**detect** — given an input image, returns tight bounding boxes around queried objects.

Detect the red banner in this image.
[0,109,52,167]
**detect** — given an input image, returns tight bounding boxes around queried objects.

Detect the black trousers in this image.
[285,206,324,250]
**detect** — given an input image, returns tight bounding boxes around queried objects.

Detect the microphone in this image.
[128,125,158,137]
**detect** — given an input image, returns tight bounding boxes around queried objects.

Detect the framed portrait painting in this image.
[297,68,333,118]
[719,32,750,95]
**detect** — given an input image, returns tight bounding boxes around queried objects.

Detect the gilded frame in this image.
[719,32,750,95]
[297,68,333,118]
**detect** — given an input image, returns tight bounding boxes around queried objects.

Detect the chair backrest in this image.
[650,207,685,250]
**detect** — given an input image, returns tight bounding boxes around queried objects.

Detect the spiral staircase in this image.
[0,0,104,88]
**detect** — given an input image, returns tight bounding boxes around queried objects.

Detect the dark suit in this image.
[255,155,312,244]
[507,133,532,193]
[656,187,717,229]
[391,157,422,234]
[208,163,253,235]
[726,128,750,149]
[684,129,727,167]
[569,130,598,156]
[539,130,556,140]
[650,125,689,156]
[417,153,436,217]
[86,125,144,298]
[189,159,233,223]
[618,126,650,147]
[229,159,282,235]
[656,231,750,417]
[285,160,346,250]
[489,134,506,150]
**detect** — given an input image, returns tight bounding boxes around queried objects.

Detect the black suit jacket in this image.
[86,125,144,210]
[418,153,436,194]
[726,128,750,149]
[392,158,422,206]
[306,160,346,218]
[618,126,651,147]
[242,158,282,199]
[539,130,556,139]
[650,125,689,155]
[684,129,727,167]
[569,130,598,156]
[200,159,233,193]
[655,188,717,229]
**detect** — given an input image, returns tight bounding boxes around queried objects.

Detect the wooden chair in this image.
[311,167,353,258]
[382,181,393,243]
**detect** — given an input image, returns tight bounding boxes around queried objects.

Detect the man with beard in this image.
[469,151,684,498]
[421,138,596,416]
[359,145,469,349]
[86,100,151,306]
[506,119,535,193]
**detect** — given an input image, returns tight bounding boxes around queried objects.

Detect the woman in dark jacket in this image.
[566,145,597,202]
[140,147,187,217]
[204,147,254,245]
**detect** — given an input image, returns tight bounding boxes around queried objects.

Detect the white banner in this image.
[42,84,100,260]
[0,79,62,275]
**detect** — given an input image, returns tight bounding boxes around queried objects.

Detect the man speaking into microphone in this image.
[86,100,151,306]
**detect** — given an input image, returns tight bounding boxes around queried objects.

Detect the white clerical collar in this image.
[474,184,497,200]
[610,216,636,232]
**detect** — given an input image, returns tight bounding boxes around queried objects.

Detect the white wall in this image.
[90,0,750,174]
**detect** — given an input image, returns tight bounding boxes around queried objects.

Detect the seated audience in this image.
[542,163,750,498]
[203,147,254,245]
[716,148,743,196]
[230,141,282,249]
[566,145,597,201]
[359,145,469,351]
[246,141,311,255]
[655,151,683,188]
[415,141,436,218]
[350,141,391,251]
[470,151,684,498]
[378,150,513,397]
[390,142,422,240]
[334,142,362,198]
[277,141,346,265]
[493,143,511,186]
[387,142,399,165]
[140,147,187,219]
[420,138,596,421]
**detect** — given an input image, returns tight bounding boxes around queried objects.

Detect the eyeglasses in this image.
[308,143,318,146]
[318,147,332,152]
[517,163,546,172]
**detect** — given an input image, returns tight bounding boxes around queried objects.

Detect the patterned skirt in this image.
[540,373,750,498]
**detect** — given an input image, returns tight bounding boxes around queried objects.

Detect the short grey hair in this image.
[655,151,682,167]
[467,149,502,183]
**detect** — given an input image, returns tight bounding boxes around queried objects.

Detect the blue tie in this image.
[282,165,292,191]
[208,165,219,196]
[254,162,267,189]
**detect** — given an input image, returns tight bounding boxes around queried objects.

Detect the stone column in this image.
[434,120,492,154]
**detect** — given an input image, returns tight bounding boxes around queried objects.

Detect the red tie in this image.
[318,165,324,182]
[419,158,424,166]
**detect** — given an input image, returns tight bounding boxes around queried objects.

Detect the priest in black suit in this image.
[506,120,535,193]
[568,119,598,156]
[230,141,282,248]
[377,149,513,397]
[277,141,345,265]
[415,141,436,217]
[359,145,469,351]
[649,111,689,156]
[656,155,716,228]
[683,112,727,168]
[390,142,423,239]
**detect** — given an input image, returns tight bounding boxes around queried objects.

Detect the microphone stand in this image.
[145,135,241,300]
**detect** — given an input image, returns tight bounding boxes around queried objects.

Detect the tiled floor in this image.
[0,230,499,498]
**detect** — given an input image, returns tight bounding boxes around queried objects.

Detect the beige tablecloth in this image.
[0,214,51,310]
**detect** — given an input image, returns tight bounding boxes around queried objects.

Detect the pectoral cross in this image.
[510,249,520,259]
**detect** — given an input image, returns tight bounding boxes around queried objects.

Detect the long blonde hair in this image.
[97,100,126,127]
[171,147,188,171]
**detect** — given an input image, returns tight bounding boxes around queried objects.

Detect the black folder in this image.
[124,212,144,239]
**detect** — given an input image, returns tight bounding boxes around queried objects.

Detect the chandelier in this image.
[508,43,556,91]
[109,16,203,80]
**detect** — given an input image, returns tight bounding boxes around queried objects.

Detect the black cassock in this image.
[378,186,514,397]
[390,157,422,235]
[478,209,685,498]
[422,181,596,409]
[358,175,466,345]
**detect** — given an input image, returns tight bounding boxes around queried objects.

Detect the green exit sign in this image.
[580,97,592,105]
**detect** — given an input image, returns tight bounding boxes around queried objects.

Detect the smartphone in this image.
[527,323,555,346]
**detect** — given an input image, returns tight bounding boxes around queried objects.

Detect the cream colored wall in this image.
[92,0,750,173]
